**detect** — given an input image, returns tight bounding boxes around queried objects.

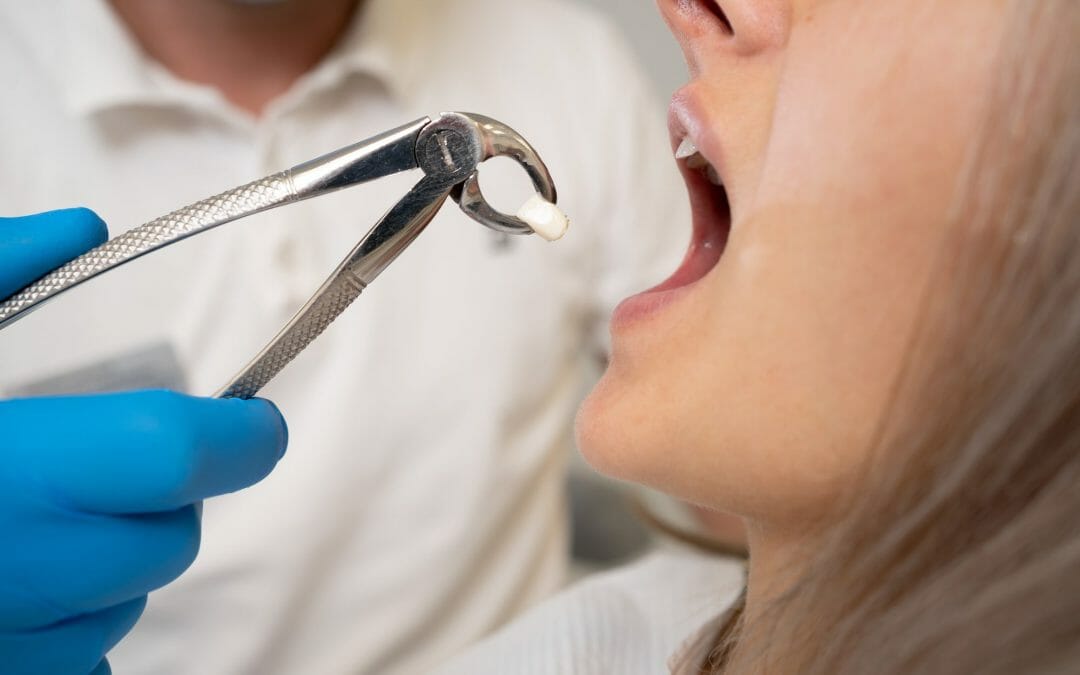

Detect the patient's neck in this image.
[723,525,817,671]
[107,0,361,116]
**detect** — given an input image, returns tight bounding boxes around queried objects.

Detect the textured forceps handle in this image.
[0,173,296,328]
[215,272,365,399]
[215,174,457,400]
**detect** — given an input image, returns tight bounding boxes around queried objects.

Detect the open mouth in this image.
[611,102,732,328]
[647,133,732,294]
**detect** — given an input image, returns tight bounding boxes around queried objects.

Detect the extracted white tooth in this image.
[675,136,698,160]
[706,164,723,186]
[517,194,569,242]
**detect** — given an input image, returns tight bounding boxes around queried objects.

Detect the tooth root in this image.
[706,164,723,186]
[674,137,698,160]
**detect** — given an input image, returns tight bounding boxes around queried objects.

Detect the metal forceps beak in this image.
[215,112,558,398]
[0,112,559,399]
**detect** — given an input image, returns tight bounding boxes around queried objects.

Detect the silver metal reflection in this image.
[0,112,559,399]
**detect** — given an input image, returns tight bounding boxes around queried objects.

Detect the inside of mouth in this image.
[681,149,732,250]
[714,183,731,231]
[654,167,731,292]
[700,173,732,255]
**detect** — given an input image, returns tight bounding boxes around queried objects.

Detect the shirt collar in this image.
[53,0,429,118]
[300,0,428,105]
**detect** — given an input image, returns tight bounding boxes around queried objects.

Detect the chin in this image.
[576,363,643,480]
[575,92,740,501]
[574,358,683,494]
[575,330,754,515]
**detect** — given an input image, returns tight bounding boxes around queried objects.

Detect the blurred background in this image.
[578,0,686,97]
[0,2,717,672]
[565,0,693,576]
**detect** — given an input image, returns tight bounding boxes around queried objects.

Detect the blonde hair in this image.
[705,2,1080,672]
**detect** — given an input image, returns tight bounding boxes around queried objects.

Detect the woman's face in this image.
[577,0,1008,525]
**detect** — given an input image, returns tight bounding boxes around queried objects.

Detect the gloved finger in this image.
[0,208,107,299]
[91,659,112,675]
[0,506,199,631]
[0,596,145,675]
[0,390,288,514]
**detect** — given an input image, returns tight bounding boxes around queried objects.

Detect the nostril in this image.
[677,0,734,35]
[668,0,790,55]
[705,1,734,35]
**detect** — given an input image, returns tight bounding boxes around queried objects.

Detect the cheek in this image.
[762,1,1002,212]
[696,211,940,512]
[578,203,941,520]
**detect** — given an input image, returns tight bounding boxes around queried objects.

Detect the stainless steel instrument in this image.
[0,112,558,399]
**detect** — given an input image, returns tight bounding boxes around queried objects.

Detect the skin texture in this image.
[576,0,1007,602]
[106,0,360,115]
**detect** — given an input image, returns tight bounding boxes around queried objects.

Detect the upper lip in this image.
[660,87,733,297]
[668,87,735,221]
[668,89,731,203]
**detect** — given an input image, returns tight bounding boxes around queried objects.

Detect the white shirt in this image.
[434,546,745,675]
[0,1,689,673]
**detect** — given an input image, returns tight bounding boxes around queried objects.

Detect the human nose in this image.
[656,0,791,73]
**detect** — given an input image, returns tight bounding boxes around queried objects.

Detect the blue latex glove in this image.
[0,209,289,675]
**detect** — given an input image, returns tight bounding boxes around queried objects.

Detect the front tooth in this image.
[686,153,708,170]
[706,164,723,186]
[675,136,698,159]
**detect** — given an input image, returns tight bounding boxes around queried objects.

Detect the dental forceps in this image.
[0,112,558,399]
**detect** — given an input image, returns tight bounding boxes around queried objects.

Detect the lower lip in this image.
[611,169,729,331]
[610,239,722,330]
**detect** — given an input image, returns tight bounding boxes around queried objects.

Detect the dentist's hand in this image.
[0,209,289,675]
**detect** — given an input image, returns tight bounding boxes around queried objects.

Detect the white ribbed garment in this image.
[433,547,746,675]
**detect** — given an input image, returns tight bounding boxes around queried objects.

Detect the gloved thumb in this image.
[0,208,108,299]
